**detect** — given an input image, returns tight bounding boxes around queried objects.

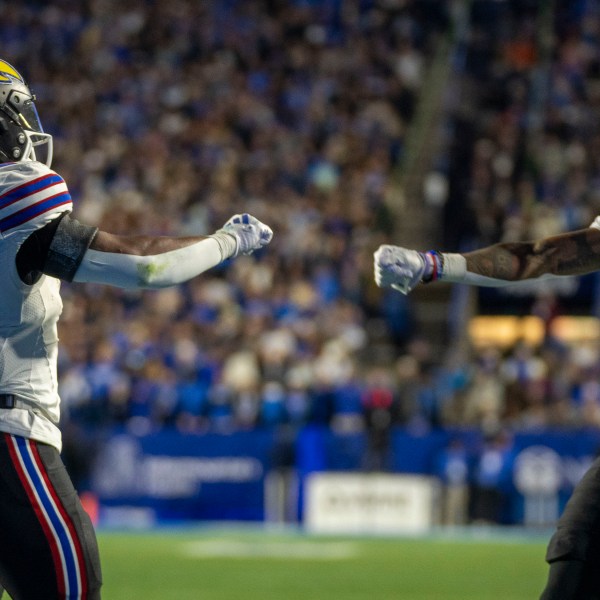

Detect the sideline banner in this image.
[295,426,600,526]
[304,472,441,534]
[89,427,600,526]
[91,429,276,523]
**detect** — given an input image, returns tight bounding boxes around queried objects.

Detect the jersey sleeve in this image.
[0,161,73,238]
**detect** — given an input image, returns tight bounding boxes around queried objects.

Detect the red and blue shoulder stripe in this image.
[0,171,72,233]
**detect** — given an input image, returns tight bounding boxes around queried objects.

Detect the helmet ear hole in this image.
[0,109,36,164]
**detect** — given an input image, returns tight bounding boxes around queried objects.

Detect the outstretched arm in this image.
[20,212,273,289]
[73,213,273,289]
[374,226,600,294]
[464,227,600,280]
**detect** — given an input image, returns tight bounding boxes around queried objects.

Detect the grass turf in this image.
[95,527,549,600]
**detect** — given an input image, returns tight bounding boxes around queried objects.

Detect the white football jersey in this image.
[0,160,73,451]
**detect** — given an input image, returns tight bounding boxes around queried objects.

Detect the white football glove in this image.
[374,245,426,295]
[221,213,273,257]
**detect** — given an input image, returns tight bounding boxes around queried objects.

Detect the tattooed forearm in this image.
[549,230,600,275]
[463,228,600,280]
[465,245,524,280]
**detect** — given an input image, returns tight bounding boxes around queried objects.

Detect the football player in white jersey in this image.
[0,59,273,599]
[374,231,600,599]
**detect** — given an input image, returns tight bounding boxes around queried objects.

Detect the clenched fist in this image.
[374,245,427,294]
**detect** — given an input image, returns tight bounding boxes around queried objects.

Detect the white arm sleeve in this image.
[440,253,558,287]
[73,236,229,289]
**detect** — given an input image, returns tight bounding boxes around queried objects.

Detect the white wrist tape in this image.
[74,236,228,289]
[438,253,467,282]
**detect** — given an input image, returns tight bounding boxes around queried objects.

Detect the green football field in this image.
[92,526,550,600]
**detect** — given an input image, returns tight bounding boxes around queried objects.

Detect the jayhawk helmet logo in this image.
[0,59,53,166]
[0,60,25,85]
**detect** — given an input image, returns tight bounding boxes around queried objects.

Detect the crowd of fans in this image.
[444,0,600,250]
[3,0,446,435]
[3,0,600,448]
[436,0,600,436]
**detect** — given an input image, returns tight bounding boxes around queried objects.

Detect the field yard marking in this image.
[182,539,358,560]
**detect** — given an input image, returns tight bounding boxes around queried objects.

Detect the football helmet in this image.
[0,59,52,166]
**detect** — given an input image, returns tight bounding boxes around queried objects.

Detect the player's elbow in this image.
[136,257,174,289]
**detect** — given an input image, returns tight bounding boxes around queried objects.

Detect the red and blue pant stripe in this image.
[0,433,101,599]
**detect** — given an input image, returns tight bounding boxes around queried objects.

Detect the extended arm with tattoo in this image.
[464,228,600,281]
[374,226,600,294]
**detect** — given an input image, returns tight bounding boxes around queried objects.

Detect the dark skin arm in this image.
[464,227,600,280]
[89,230,210,255]
[16,215,233,285]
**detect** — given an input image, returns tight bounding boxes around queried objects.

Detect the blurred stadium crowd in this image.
[4,0,600,450]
